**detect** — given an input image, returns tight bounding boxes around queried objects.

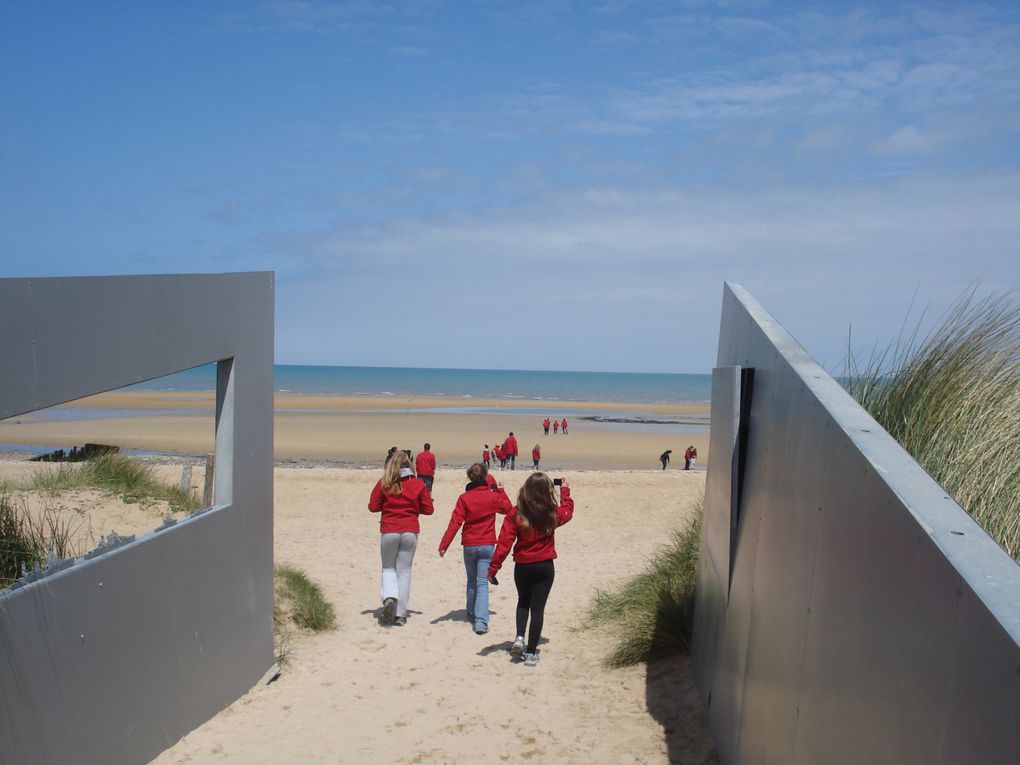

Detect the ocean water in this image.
[132,364,712,406]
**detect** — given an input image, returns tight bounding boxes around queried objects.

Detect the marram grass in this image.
[846,291,1020,561]
[30,453,199,514]
[274,564,337,633]
[588,506,702,668]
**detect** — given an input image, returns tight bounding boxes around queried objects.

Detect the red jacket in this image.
[532,447,541,460]
[482,449,490,461]
[368,476,435,533]
[415,449,436,477]
[494,445,504,459]
[503,435,519,456]
[489,487,573,576]
[561,419,567,429]
[438,483,513,553]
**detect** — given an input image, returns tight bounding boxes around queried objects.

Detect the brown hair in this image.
[466,462,488,484]
[515,472,558,536]
[381,450,412,495]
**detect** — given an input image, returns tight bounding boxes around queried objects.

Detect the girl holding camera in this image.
[488,473,574,667]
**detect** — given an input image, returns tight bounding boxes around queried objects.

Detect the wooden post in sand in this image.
[179,464,193,495]
[202,455,215,507]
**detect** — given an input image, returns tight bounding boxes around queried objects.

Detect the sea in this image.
[130,364,711,406]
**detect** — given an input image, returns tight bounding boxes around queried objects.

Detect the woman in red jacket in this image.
[438,463,513,634]
[532,444,541,470]
[368,450,435,626]
[488,473,574,666]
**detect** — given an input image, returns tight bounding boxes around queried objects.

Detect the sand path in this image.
[145,466,715,764]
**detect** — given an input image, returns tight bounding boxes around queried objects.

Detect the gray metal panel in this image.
[693,282,1020,765]
[0,273,275,765]
[691,367,740,700]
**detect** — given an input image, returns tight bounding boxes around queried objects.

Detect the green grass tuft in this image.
[845,290,1020,561]
[275,565,337,632]
[1,489,86,589]
[588,505,702,667]
[30,453,199,513]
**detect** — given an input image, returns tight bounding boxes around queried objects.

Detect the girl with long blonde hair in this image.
[368,449,434,626]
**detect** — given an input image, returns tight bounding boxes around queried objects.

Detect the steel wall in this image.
[0,273,275,765]
[692,282,1020,765]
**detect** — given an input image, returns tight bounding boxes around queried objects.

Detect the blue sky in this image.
[2,1,1018,373]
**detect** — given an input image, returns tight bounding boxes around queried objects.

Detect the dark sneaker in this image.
[394,616,407,627]
[380,598,396,625]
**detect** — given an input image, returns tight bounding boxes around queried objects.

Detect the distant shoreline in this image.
[0,390,711,470]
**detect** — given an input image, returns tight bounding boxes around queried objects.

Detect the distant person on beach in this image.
[689,446,698,470]
[660,450,672,470]
[503,431,520,470]
[438,463,513,635]
[532,444,541,470]
[494,443,505,471]
[543,418,550,435]
[561,418,568,435]
[415,443,436,493]
[553,420,559,434]
[489,473,574,667]
[482,445,491,469]
[368,450,435,627]
[684,445,697,471]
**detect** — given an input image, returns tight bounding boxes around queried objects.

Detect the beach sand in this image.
[0,460,716,764]
[0,391,710,470]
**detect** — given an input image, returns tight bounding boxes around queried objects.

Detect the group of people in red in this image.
[542,417,568,435]
[369,438,574,667]
[482,431,543,471]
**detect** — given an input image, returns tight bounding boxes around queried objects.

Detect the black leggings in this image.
[514,559,555,653]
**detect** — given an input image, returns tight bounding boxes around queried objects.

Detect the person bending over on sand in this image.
[488,473,574,667]
[415,443,436,493]
[660,449,672,470]
[438,463,513,635]
[369,450,435,627]
[532,444,541,470]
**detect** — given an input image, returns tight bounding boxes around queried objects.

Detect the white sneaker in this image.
[523,652,540,667]
[510,636,525,658]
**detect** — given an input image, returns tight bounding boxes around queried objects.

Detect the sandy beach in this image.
[0,390,710,470]
[1,389,716,763]
[0,460,716,764]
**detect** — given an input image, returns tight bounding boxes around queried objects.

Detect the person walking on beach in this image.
[660,449,672,470]
[489,473,574,667]
[438,463,513,635]
[561,418,568,435]
[543,418,550,436]
[482,445,491,470]
[532,444,541,470]
[368,450,435,627]
[503,431,520,470]
[494,443,505,471]
[415,443,436,493]
[552,419,559,434]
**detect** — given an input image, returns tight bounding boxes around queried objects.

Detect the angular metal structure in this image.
[0,273,275,765]
[692,282,1020,765]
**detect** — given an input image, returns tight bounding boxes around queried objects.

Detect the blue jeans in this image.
[463,544,495,631]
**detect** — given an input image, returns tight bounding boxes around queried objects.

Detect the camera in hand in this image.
[553,478,562,486]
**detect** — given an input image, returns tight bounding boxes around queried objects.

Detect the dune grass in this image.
[29,453,200,514]
[274,565,337,633]
[588,503,702,667]
[845,291,1020,561]
[0,489,85,588]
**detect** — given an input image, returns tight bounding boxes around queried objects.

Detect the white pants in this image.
[380,532,418,618]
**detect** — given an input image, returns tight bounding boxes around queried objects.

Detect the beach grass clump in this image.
[845,291,1020,560]
[588,503,702,668]
[1,489,85,588]
[274,564,337,633]
[29,453,199,514]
